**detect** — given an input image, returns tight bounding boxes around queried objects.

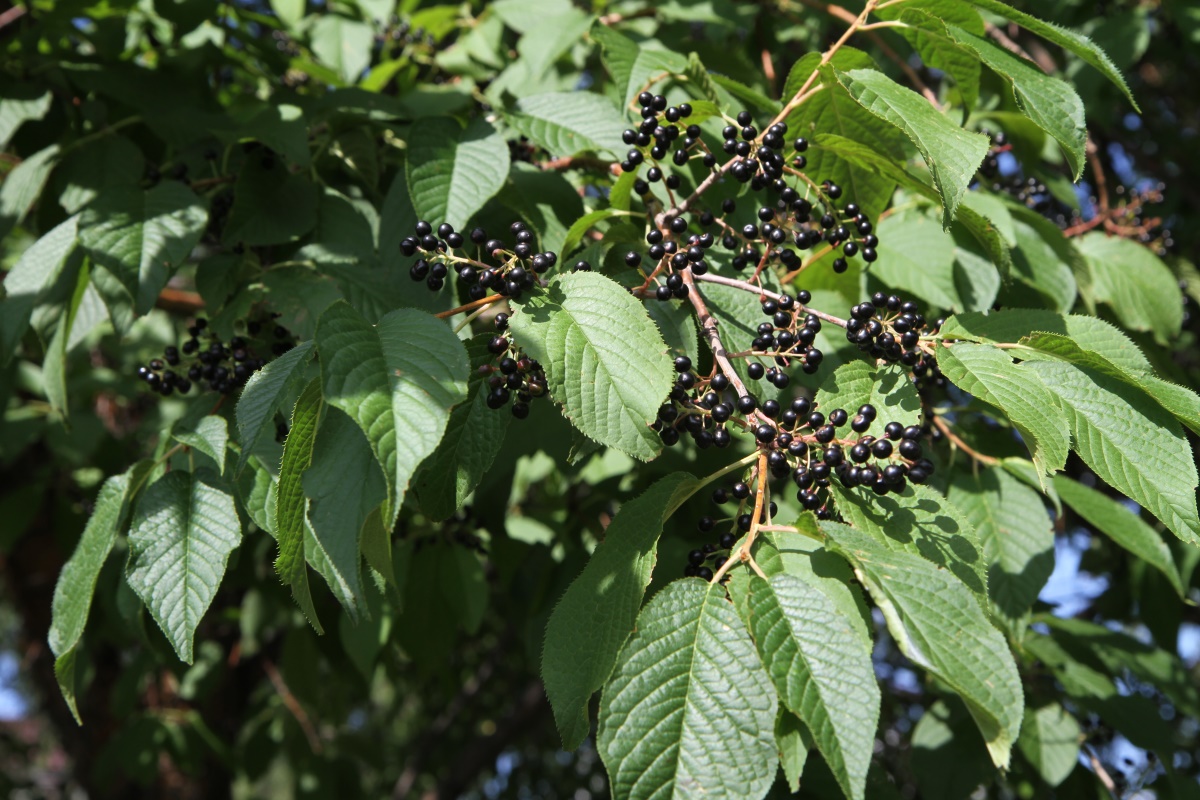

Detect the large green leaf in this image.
[744,574,879,800]
[275,379,324,632]
[1074,232,1182,345]
[0,144,60,240]
[910,699,994,799]
[787,51,905,222]
[1006,208,1079,311]
[814,360,922,442]
[406,116,509,230]
[936,342,1069,481]
[824,522,1024,768]
[947,466,1054,627]
[542,472,698,749]
[78,182,208,314]
[1017,703,1081,787]
[126,471,242,664]
[316,302,468,526]
[505,92,627,157]
[870,211,962,311]
[938,25,1087,178]
[172,415,229,475]
[509,271,673,460]
[1024,359,1200,546]
[832,484,988,599]
[49,464,148,659]
[961,0,1138,109]
[836,68,990,225]
[56,134,144,214]
[879,2,984,109]
[0,214,78,364]
[940,309,1152,375]
[222,157,317,246]
[303,407,387,619]
[234,341,315,473]
[590,23,689,109]
[309,14,374,84]
[0,89,51,148]
[413,335,513,521]
[1053,475,1183,596]
[597,579,778,800]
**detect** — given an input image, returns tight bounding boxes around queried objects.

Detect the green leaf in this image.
[413,335,513,521]
[1041,616,1200,719]
[303,407,387,619]
[938,25,1087,178]
[788,51,906,222]
[831,484,988,599]
[49,464,148,659]
[509,271,673,460]
[309,14,374,84]
[1053,475,1183,597]
[235,341,314,473]
[275,378,324,633]
[1075,232,1182,344]
[879,2,984,109]
[0,144,60,240]
[505,92,628,158]
[645,297,700,366]
[269,0,305,27]
[560,208,637,258]
[126,471,242,664]
[1006,206,1079,311]
[910,699,995,799]
[590,23,689,109]
[597,579,778,800]
[744,574,879,800]
[516,8,593,77]
[961,0,1138,110]
[824,522,1024,768]
[316,302,468,526]
[172,415,229,475]
[79,182,208,314]
[0,89,51,148]
[776,711,813,793]
[543,473,698,749]
[836,69,990,225]
[731,525,873,647]
[871,211,964,311]
[814,360,922,442]
[1024,358,1200,546]
[936,342,1069,481]
[946,466,1054,627]
[1018,703,1081,787]
[0,215,78,364]
[406,116,510,230]
[222,158,317,246]
[54,648,83,725]
[56,134,144,214]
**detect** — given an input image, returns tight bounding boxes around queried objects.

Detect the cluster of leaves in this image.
[1,0,1199,798]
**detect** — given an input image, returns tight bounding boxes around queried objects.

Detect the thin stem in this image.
[453,303,493,334]
[697,451,761,490]
[434,294,505,320]
[62,115,144,155]
[931,416,998,466]
[691,273,850,328]
[679,269,758,415]
[712,453,770,585]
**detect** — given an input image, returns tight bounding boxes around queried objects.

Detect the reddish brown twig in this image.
[263,658,323,754]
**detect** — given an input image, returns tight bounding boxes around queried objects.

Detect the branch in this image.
[931,416,998,467]
[263,658,324,754]
[679,268,754,402]
[691,272,850,328]
[0,5,27,31]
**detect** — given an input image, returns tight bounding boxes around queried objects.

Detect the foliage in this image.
[1,0,1198,798]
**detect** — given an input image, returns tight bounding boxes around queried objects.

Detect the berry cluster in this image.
[618,108,883,300]
[746,291,824,377]
[403,219,557,302]
[477,314,546,420]
[134,317,296,397]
